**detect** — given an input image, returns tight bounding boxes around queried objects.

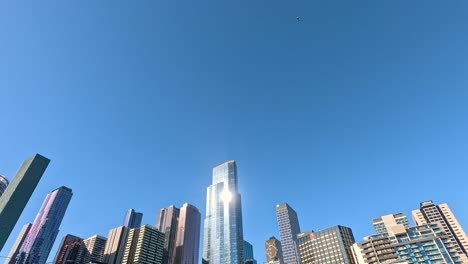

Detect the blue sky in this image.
[1,0,468,262]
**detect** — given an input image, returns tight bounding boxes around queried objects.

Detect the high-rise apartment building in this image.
[372,213,410,236]
[0,175,8,198]
[0,154,50,251]
[78,235,107,264]
[352,224,465,264]
[412,200,468,257]
[350,235,398,264]
[156,205,180,264]
[171,203,201,264]
[391,224,462,263]
[202,160,244,264]
[265,236,283,264]
[122,225,165,264]
[275,203,300,264]
[52,234,84,264]
[5,224,32,264]
[103,226,129,264]
[13,186,73,264]
[124,209,143,229]
[296,226,356,264]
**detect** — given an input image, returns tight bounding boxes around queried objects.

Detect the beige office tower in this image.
[412,200,468,258]
[122,225,165,264]
[103,226,129,264]
[78,235,107,264]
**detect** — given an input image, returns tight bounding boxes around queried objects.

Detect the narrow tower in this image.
[275,203,301,264]
[123,209,143,229]
[0,154,50,251]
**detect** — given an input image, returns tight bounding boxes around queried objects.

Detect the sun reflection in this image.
[221,187,232,203]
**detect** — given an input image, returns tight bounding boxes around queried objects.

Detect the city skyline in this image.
[0,158,467,263]
[2,1,468,262]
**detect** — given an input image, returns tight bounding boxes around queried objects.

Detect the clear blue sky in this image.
[1,0,468,262]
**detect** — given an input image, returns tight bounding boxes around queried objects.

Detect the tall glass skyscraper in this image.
[275,203,301,264]
[13,186,73,264]
[0,154,50,251]
[123,209,143,229]
[202,160,244,264]
[0,175,8,198]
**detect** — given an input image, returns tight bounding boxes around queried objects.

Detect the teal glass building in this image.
[389,224,463,264]
[202,160,244,264]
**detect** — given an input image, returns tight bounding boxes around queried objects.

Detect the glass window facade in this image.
[276,203,301,264]
[296,226,356,264]
[14,186,73,264]
[389,224,463,264]
[202,161,244,264]
[0,175,8,198]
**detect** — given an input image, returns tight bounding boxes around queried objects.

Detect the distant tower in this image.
[156,205,180,264]
[275,203,301,264]
[124,209,143,228]
[103,226,130,264]
[13,186,73,264]
[202,160,244,264]
[412,200,468,257]
[5,224,32,264]
[265,236,283,264]
[372,213,410,235]
[122,225,165,264]
[0,154,50,251]
[52,234,84,264]
[172,203,201,264]
[0,175,8,198]
[243,240,257,264]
